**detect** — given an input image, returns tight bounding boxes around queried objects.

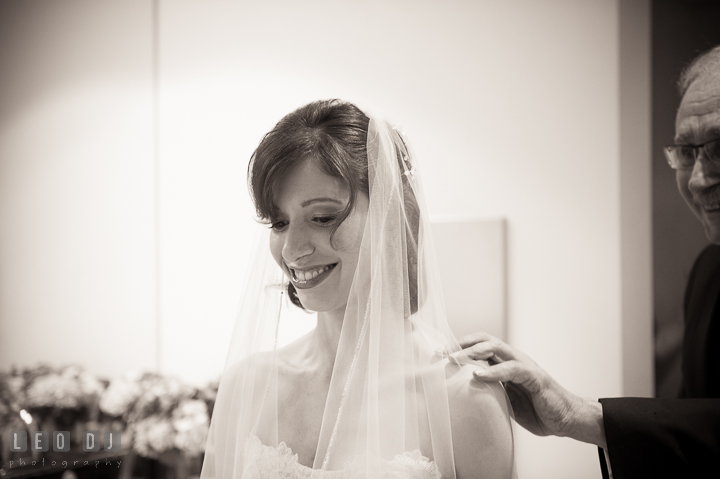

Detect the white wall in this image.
[0,1,652,477]
[0,0,157,378]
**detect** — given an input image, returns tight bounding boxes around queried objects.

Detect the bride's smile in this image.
[287,262,337,288]
[269,157,369,314]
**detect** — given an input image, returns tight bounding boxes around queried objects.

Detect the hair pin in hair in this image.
[399,149,414,177]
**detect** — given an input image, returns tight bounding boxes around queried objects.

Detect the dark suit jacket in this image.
[598,244,720,478]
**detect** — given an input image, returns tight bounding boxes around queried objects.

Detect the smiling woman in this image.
[201,100,516,479]
[268,160,368,313]
[248,101,372,311]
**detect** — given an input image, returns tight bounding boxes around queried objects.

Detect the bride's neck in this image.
[311,307,345,365]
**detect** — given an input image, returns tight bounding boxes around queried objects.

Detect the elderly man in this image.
[459,46,720,477]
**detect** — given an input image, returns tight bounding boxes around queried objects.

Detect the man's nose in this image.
[688,152,720,194]
[282,223,314,263]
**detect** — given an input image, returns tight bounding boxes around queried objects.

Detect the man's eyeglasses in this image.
[664,139,720,170]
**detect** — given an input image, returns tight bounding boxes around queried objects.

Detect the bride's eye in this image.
[269,220,288,231]
[313,215,337,226]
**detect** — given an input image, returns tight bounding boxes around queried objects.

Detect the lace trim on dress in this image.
[242,435,442,479]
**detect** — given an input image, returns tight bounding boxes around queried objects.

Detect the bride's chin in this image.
[295,292,348,316]
[296,297,339,313]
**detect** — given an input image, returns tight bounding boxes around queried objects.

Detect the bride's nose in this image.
[282,223,314,263]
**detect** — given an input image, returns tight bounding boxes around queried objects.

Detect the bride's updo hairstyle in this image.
[248,99,420,312]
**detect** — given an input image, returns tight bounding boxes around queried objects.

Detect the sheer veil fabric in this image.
[201,111,516,478]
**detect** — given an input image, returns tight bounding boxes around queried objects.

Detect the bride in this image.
[201,100,516,478]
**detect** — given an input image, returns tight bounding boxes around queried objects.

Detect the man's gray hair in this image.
[678,45,720,97]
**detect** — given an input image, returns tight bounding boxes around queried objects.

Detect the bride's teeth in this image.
[291,264,334,283]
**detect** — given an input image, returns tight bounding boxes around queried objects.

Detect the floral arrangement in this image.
[26,364,104,410]
[0,367,29,430]
[99,372,218,459]
[0,365,219,462]
[0,364,103,438]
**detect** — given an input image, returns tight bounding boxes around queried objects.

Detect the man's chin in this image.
[702,219,720,245]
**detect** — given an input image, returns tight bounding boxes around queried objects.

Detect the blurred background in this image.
[1,0,719,477]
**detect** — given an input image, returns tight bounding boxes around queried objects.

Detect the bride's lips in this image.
[286,262,338,290]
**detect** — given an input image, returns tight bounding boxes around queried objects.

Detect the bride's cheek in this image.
[332,221,360,251]
[333,208,368,252]
[269,235,284,269]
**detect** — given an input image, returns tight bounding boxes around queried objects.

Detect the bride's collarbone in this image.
[274,352,330,468]
[276,385,325,468]
[276,351,331,417]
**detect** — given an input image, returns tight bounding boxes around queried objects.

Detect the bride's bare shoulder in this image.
[221,350,275,388]
[223,330,314,378]
[444,360,508,411]
[443,361,515,479]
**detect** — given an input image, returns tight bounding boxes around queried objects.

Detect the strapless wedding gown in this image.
[242,435,442,479]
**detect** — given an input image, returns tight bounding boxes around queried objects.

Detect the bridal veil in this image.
[201,101,516,478]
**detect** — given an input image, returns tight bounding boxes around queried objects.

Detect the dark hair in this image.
[248,99,419,313]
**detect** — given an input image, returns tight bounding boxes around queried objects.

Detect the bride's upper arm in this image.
[446,363,515,479]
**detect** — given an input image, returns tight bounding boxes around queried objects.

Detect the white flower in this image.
[172,399,209,455]
[3,376,25,409]
[26,373,81,408]
[60,365,84,379]
[161,377,193,410]
[99,375,142,417]
[78,372,103,396]
[132,416,175,458]
[7,376,25,397]
[173,399,208,422]
[23,365,103,410]
[57,365,103,397]
[133,374,194,419]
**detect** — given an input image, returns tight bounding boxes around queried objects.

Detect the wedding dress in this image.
[201,102,516,479]
[242,434,441,479]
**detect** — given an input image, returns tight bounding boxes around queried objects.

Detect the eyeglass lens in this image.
[672,140,720,168]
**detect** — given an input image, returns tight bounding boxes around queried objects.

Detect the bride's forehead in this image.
[275,159,349,205]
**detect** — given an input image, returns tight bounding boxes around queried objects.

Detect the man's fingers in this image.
[453,338,517,364]
[473,363,514,382]
[457,331,496,349]
[472,361,524,383]
[451,348,494,365]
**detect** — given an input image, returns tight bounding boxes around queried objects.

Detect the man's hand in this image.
[453,332,607,449]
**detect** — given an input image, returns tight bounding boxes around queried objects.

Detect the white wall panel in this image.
[0,0,156,378]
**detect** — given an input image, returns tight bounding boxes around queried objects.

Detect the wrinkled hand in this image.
[452,332,605,448]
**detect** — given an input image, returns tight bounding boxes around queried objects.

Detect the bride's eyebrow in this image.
[300,197,343,207]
